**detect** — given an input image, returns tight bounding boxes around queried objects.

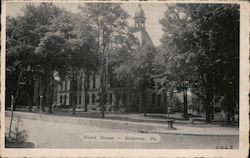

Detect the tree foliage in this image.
[6,3,100,114]
[159,4,239,122]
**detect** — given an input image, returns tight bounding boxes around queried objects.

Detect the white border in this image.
[1,0,249,157]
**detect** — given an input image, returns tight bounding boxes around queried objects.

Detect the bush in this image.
[5,115,35,148]
[10,116,28,143]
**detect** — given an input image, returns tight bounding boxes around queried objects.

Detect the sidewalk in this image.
[5,111,239,136]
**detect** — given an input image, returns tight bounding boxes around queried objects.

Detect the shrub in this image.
[5,115,35,148]
[10,116,28,143]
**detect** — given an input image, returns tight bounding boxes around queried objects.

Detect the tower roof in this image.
[134,4,145,19]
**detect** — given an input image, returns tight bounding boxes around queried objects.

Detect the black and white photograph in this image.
[1,0,249,157]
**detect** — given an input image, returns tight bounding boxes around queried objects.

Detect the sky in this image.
[6,2,166,46]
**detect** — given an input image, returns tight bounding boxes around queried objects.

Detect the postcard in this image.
[1,0,249,157]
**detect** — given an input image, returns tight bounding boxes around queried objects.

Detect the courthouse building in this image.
[56,4,167,112]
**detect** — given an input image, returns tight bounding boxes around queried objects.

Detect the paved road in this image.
[5,117,239,149]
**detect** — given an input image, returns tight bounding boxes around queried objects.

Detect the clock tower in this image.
[133,4,154,47]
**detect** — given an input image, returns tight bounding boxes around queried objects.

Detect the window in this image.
[65,81,68,91]
[79,78,82,90]
[109,93,112,104]
[93,74,96,89]
[64,95,67,105]
[60,82,63,91]
[76,80,78,90]
[85,94,89,104]
[60,95,63,103]
[75,96,77,104]
[92,93,95,103]
[86,75,90,89]
[79,95,82,105]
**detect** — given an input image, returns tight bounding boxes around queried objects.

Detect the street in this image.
[5,117,239,149]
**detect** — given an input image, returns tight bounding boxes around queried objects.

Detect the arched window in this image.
[92,93,95,103]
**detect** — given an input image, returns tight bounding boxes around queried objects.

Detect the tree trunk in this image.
[227,111,231,124]
[170,91,173,113]
[164,92,168,114]
[37,77,41,109]
[183,88,188,119]
[211,106,214,120]
[100,58,106,118]
[48,71,53,113]
[101,70,105,118]
[14,70,24,109]
[205,100,212,123]
[9,70,24,138]
[30,73,35,110]
[28,94,32,112]
[28,82,34,112]
[72,69,77,115]
[84,94,89,112]
[42,74,47,112]
[84,72,90,112]
[139,90,142,113]
[143,89,147,117]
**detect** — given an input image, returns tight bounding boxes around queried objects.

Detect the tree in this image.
[115,41,156,115]
[6,16,38,111]
[67,38,99,115]
[187,4,239,123]
[159,4,239,123]
[159,4,196,119]
[6,3,65,112]
[7,3,100,115]
[49,10,99,115]
[79,3,131,117]
[22,3,65,113]
[35,32,68,113]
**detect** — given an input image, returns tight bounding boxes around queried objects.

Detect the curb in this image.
[5,111,239,136]
[147,131,239,137]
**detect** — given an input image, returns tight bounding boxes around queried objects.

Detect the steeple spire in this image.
[134,4,146,29]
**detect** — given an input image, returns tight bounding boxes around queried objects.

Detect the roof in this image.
[134,4,145,20]
[141,29,154,48]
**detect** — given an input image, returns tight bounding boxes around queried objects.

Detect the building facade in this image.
[57,73,115,111]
